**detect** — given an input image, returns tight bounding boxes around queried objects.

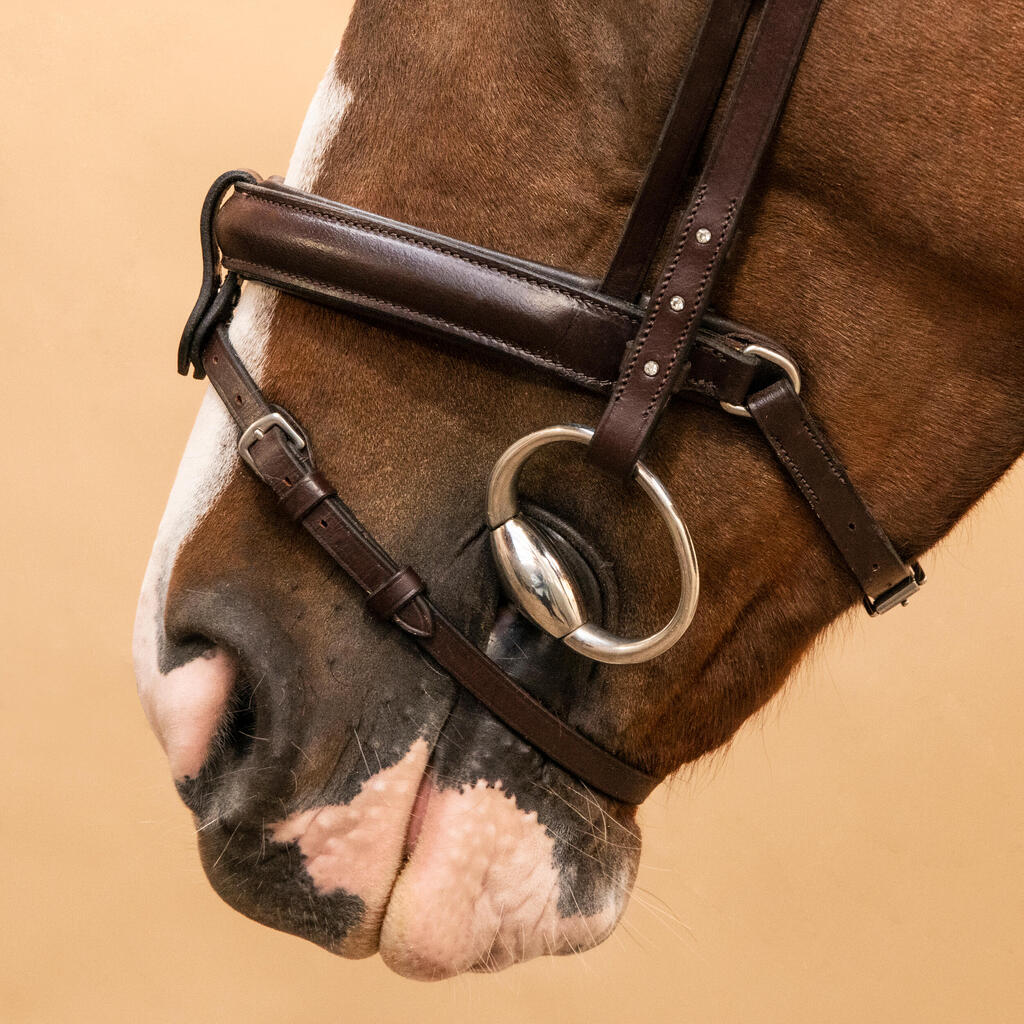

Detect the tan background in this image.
[2,3,1021,1022]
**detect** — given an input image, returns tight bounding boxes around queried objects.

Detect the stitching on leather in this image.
[642,198,737,420]
[235,188,640,327]
[609,186,707,404]
[796,411,845,481]
[227,257,611,390]
[443,636,657,791]
[766,429,819,506]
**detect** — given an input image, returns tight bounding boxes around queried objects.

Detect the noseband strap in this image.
[277,469,335,521]
[366,567,427,623]
[177,0,925,803]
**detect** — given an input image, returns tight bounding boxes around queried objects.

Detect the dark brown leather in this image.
[213,179,765,407]
[178,168,257,377]
[202,326,662,805]
[366,567,427,622]
[747,379,923,611]
[590,0,822,478]
[187,168,922,614]
[602,0,753,302]
[176,0,927,810]
[217,179,638,393]
[278,468,335,521]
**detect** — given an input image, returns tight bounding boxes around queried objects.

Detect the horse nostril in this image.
[140,642,239,783]
[213,672,258,762]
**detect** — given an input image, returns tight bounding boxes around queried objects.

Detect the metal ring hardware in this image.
[720,343,801,417]
[485,424,699,665]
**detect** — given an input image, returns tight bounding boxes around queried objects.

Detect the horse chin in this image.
[194,732,637,976]
[378,777,632,979]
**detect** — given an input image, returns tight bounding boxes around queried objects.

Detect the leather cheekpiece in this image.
[590,0,823,478]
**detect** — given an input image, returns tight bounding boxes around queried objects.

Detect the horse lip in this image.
[404,772,434,859]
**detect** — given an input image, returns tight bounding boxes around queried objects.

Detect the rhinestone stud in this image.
[643,360,660,377]
[669,295,685,312]
[695,228,712,244]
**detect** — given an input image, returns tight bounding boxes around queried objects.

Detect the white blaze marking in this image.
[286,52,354,190]
[133,284,277,723]
[134,51,356,730]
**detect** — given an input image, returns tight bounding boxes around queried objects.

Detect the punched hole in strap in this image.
[366,567,427,622]
[278,470,335,521]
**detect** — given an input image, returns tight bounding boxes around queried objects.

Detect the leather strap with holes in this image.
[201,325,662,805]
[589,0,822,478]
[183,168,923,617]
[747,379,924,613]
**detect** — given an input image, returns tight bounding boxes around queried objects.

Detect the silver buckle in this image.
[864,563,926,616]
[720,343,802,417]
[237,412,306,472]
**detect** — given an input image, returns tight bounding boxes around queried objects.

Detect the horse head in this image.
[133,0,1023,978]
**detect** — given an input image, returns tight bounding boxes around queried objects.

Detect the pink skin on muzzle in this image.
[135,631,238,781]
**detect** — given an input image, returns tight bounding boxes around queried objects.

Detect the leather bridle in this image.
[176,0,923,805]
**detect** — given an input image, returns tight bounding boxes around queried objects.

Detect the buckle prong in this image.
[238,412,306,472]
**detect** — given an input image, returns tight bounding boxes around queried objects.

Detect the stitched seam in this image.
[303,498,432,634]
[610,185,707,403]
[228,257,609,390]
[796,412,845,481]
[451,644,655,790]
[766,429,819,506]
[642,198,737,419]
[235,189,640,327]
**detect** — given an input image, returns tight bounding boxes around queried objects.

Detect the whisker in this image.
[210,819,242,869]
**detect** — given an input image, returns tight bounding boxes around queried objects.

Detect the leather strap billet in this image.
[602,0,754,302]
[590,0,822,478]
[747,379,924,612]
[213,178,764,407]
[201,325,662,805]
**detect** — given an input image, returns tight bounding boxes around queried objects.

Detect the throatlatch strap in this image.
[201,326,662,805]
[590,0,822,478]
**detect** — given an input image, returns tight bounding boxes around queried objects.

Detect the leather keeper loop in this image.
[367,567,427,621]
[278,470,335,521]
